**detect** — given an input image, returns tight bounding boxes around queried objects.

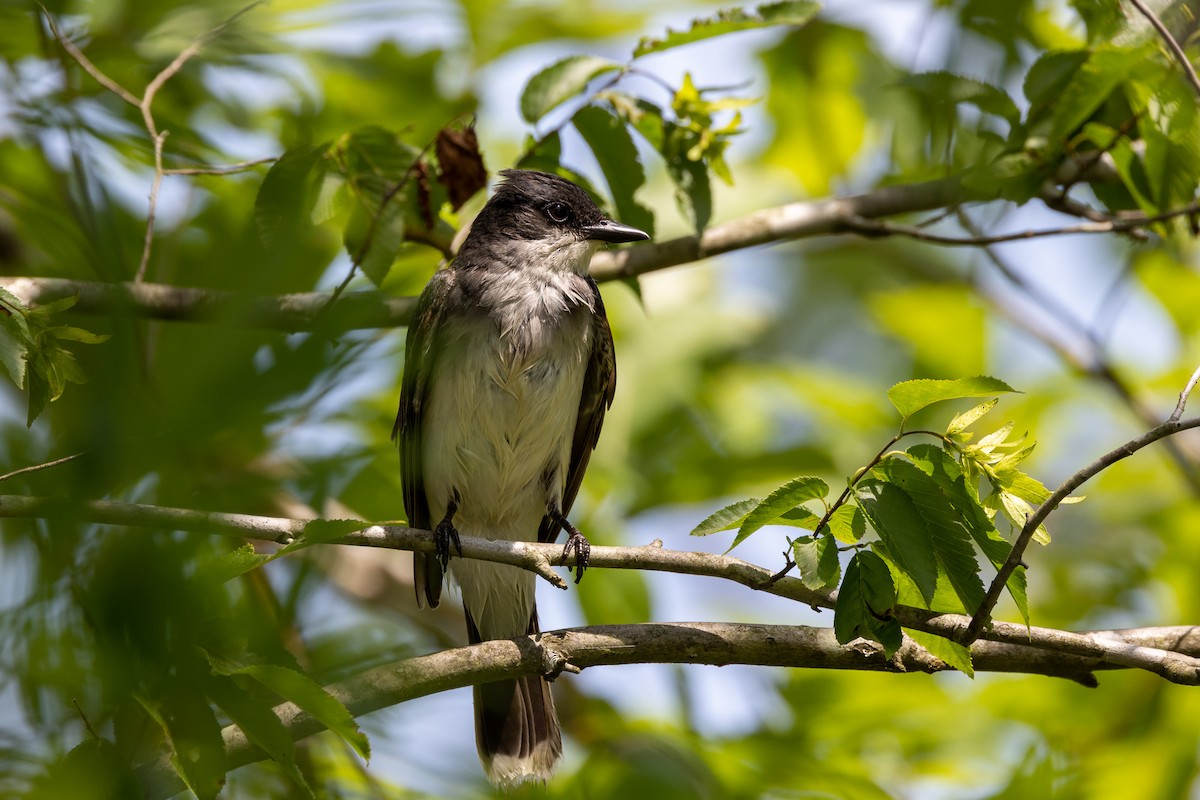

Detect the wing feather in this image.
[394,269,456,607]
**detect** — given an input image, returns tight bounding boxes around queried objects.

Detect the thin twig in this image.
[965,413,1200,643]
[163,157,277,176]
[1127,0,1200,100]
[0,452,84,483]
[39,6,140,107]
[840,201,1200,246]
[1172,363,1200,422]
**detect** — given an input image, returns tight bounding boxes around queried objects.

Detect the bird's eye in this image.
[546,202,571,223]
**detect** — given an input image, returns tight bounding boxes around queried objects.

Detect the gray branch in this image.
[4,493,1200,687]
[133,620,1200,798]
[1,178,966,331]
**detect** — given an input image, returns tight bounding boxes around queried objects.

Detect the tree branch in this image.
[0,178,965,329]
[132,620,1200,798]
[5,494,1200,686]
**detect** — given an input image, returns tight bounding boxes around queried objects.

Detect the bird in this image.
[393,168,649,785]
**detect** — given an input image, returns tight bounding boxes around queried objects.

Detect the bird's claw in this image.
[434,519,462,571]
[561,529,591,584]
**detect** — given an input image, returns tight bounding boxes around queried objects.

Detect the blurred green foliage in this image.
[2,0,1200,798]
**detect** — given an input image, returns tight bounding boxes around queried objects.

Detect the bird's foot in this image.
[434,505,462,571]
[560,524,591,584]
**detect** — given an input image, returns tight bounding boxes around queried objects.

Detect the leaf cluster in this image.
[694,377,1070,671]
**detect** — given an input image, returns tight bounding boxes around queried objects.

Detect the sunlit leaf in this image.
[633,1,819,58]
[691,498,760,536]
[887,377,1018,422]
[520,55,621,123]
[906,629,974,678]
[732,476,828,550]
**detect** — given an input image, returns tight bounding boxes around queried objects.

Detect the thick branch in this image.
[133,620,1200,798]
[1,179,968,329]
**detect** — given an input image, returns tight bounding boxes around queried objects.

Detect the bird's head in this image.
[460,169,649,275]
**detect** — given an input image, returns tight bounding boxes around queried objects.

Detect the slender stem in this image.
[1127,0,1200,100]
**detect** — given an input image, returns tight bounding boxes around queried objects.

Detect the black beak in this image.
[583,219,650,244]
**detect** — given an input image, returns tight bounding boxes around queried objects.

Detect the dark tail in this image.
[466,607,562,786]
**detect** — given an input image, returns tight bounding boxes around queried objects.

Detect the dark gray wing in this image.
[393,268,455,607]
[538,277,616,544]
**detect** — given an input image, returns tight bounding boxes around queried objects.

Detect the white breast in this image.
[421,277,593,638]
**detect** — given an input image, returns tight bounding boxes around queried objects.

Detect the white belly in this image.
[422,312,591,637]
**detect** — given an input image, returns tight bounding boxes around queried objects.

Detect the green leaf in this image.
[665,133,713,233]
[690,498,760,536]
[520,55,621,123]
[1023,50,1090,113]
[899,71,1020,125]
[256,147,321,252]
[871,460,986,614]
[204,544,271,583]
[905,444,1029,624]
[46,325,109,344]
[343,185,407,287]
[220,663,369,760]
[906,629,974,678]
[572,104,654,236]
[825,503,866,544]
[834,550,902,656]
[792,535,841,591]
[633,1,819,58]
[29,738,141,800]
[857,480,938,606]
[946,398,999,438]
[776,506,821,528]
[205,676,314,798]
[0,312,28,389]
[138,690,226,800]
[1050,44,1155,142]
[731,476,828,550]
[887,376,1018,422]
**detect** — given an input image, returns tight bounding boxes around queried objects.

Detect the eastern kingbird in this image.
[393,169,649,785]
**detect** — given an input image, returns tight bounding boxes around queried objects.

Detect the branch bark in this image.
[1,178,968,330]
[132,620,1200,799]
[5,494,1200,686]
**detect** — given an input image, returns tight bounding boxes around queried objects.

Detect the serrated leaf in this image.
[825,503,866,544]
[0,314,28,389]
[573,104,654,236]
[520,55,621,123]
[857,480,938,606]
[899,71,1020,124]
[221,663,369,760]
[947,398,998,436]
[731,476,828,550]
[205,544,271,583]
[256,147,321,252]
[973,421,1015,453]
[776,506,821,528]
[691,498,760,536]
[870,459,987,614]
[792,535,840,591]
[345,193,405,286]
[138,691,226,800]
[906,629,975,678]
[633,1,819,58]
[997,491,1051,545]
[205,676,314,798]
[834,550,902,656]
[888,377,1018,422]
